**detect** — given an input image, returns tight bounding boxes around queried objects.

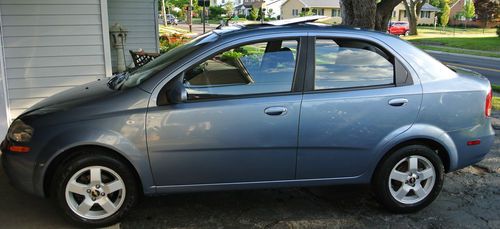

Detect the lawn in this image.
[408,37,500,52]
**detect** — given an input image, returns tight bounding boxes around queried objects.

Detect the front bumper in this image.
[1,139,38,195]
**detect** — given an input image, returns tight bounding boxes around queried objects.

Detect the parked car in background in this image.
[159,14,178,25]
[388,21,410,36]
[1,17,494,227]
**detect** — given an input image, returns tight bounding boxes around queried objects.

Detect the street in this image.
[429,51,500,85]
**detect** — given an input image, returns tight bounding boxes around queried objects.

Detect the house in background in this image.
[281,0,342,23]
[0,0,159,138]
[281,0,438,25]
[392,3,440,25]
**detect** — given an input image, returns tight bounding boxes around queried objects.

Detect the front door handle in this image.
[264,106,288,116]
[388,98,408,106]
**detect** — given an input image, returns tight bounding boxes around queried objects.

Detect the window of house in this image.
[183,40,299,100]
[332,9,341,17]
[403,10,407,18]
[392,11,396,17]
[312,8,324,15]
[314,38,394,90]
[292,9,299,16]
[420,11,431,18]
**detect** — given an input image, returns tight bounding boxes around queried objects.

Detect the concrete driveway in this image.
[1,122,500,228]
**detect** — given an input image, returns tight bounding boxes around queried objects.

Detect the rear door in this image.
[296,34,422,179]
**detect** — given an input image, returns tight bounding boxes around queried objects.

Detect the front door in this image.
[297,36,422,179]
[147,38,305,186]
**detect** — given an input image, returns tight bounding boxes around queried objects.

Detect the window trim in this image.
[304,36,413,93]
[156,36,308,105]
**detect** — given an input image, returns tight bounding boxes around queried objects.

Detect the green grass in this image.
[410,37,500,52]
[417,26,497,35]
[493,97,500,111]
[415,45,500,58]
[492,84,500,93]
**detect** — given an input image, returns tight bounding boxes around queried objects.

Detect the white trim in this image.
[0,10,11,138]
[100,0,112,77]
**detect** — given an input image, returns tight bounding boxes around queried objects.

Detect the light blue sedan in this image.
[1,17,494,227]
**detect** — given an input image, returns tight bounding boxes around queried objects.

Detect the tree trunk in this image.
[341,0,377,29]
[375,0,403,31]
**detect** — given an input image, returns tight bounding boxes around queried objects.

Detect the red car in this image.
[388,21,410,36]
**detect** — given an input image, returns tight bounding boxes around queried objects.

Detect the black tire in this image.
[373,145,444,213]
[52,150,139,227]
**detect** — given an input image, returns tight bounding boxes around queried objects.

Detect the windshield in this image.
[108,32,218,90]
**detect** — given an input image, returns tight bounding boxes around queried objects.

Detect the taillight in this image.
[485,88,492,117]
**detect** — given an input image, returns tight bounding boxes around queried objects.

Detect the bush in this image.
[209,6,225,20]
[497,25,500,37]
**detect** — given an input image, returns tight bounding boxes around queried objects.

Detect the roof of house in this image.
[286,0,340,8]
[421,3,440,12]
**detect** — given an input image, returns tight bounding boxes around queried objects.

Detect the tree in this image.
[299,8,314,17]
[402,0,428,35]
[340,0,377,29]
[463,0,476,28]
[441,1,450,30]
[375,0,404,31]
[475,0,499,28]
[267,8,274,19]
[224,2,234,18]
[249,6,259,20]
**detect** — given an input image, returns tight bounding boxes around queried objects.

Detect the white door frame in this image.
[0,10,10,139]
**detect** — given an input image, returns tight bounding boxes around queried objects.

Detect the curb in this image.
[425,50,500,61]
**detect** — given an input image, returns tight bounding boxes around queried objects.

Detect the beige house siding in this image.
[391,3,437,25]
[281,0,341,23]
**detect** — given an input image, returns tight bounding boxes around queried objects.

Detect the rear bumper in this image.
[1,140,38,195]
[448,122,496,171]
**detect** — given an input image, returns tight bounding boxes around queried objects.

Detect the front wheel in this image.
[53,151,139,227]
[373,145,444,213]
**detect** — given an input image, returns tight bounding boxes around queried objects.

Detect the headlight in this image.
[7,119,34,143]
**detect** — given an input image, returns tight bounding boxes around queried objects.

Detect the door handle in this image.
[264,106,288,116]
[388,98,408,106]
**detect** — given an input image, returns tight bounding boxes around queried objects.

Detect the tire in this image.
[373,145,444,213]
[52,150,139,227]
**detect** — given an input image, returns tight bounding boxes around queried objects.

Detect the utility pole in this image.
[161,0,168,26]
[202,3,206,33]
[188,0,193,32]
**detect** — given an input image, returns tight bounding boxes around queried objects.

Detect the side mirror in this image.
[166,74,187,104]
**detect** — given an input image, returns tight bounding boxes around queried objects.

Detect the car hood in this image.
[20,79,116,117]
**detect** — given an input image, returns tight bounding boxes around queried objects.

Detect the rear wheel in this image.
[404,30,410,36]
[373,145,444,213]
[53,151,139,227]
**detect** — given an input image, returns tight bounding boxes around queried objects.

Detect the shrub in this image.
[209,6,225,20]
[497,25,500,38]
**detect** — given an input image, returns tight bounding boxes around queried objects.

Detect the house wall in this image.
[0,0,110,119]
[107,0,159,72]
[391,4,437,25]
[281,0,305,19]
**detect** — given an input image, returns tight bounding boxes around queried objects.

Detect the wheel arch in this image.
[42,144,144,197]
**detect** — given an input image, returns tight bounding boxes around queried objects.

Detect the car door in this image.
[296,35,422,179]
[147,37,307,186]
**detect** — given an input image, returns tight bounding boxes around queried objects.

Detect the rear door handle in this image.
[264,106,288,116]
[388,98,408,106]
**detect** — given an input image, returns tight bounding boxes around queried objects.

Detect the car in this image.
[1,16,494,227]
[159,14,178,25]
[388,21,410,36]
